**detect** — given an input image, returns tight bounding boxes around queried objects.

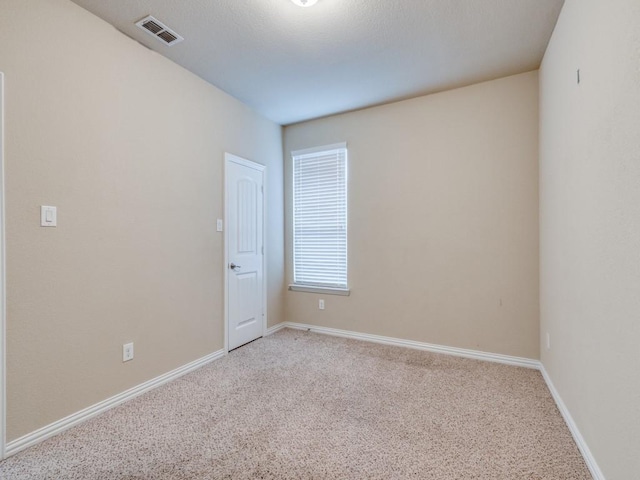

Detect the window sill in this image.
[288,285,351,296]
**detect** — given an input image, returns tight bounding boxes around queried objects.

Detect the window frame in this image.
[289,142,350,296]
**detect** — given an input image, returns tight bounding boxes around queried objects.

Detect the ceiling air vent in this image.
[135,15,183,46]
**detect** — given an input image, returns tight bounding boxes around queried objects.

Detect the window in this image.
[291,143,348,294]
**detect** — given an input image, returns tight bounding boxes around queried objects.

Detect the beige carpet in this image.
[0,329,591,479]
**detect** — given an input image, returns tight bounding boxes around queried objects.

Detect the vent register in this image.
[135,15,184,46]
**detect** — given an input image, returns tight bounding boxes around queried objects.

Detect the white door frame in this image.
[223,153,267,353]
[0,72,7,460]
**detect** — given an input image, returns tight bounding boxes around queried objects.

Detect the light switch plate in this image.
[216,219,223,232]
[40,206,57,227]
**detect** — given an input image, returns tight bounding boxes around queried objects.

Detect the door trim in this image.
[224,153,267,353]
[0,72,7,460]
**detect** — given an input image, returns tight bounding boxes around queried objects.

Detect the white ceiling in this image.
[70,0,564,125]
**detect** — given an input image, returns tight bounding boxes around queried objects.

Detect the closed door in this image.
[225,154,265,351]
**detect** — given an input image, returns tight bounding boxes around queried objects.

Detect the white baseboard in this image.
[540,365,604,480]
[281,321,540,369]
[265,322,287,336]
[5,348,226,457]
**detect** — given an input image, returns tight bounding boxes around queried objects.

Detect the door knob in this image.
[230,263,241,270]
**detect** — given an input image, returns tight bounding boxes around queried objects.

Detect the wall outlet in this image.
[546,333,551,350]
[123,342,134,362]
[318,299,325,310]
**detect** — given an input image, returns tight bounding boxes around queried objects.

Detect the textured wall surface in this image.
[539,0,640,477]
[0,0,283,440]
[284,72,540,359]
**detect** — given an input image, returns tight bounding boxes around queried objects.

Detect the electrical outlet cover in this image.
[123,342,134,362]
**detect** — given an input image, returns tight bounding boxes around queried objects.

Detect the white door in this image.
[225,154,265,351]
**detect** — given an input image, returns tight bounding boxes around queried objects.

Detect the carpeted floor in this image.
[0,329,591,479]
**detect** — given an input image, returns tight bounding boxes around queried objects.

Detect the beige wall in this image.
[284,72,539,359]
[0,0,283,441]
[539,0,640,478]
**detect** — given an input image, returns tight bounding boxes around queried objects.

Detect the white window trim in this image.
[288,284,350,296]
[291,142,347,157]
[291,142,349,293]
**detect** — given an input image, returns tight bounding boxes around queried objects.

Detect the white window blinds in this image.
[292,143,347,289]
